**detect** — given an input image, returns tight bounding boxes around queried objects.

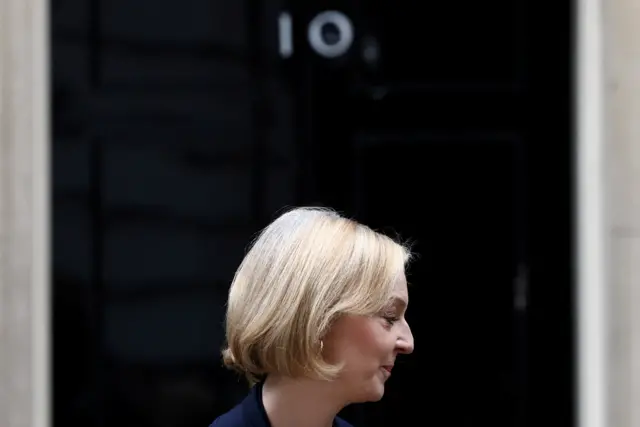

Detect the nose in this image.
[396,322,414,355]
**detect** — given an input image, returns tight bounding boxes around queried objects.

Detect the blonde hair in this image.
[221,207,412,384]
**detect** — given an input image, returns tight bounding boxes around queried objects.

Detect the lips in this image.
[382,365,393,374]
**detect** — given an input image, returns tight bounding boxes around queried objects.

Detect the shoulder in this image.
[335,416,356,427]
[211,412,356,427]
[208,400,246,427]
[208,383,267,427]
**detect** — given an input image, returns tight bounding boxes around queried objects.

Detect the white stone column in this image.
[0,0,50,427]
[603,0,640,426]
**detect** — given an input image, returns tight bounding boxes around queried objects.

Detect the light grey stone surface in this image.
[604,0,640,425]
[0,0,50,426]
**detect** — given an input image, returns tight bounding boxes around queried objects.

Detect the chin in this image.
[350,378,386,403]
[363,385,385,402]
[366,390,385,402]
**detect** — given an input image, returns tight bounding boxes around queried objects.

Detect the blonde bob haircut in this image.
[221,207,412,384]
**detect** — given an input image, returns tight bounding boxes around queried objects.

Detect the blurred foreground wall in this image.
[0,0,49,427]
[603,0,640,425]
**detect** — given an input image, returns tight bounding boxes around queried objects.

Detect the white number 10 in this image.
[278,10,355,59]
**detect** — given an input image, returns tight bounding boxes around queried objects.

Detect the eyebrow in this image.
[390,297,408,310]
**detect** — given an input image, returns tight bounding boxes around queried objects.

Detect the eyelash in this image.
[383,315,399,325]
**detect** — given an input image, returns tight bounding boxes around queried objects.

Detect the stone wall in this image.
[0,1,49,427]
[604,0,640,425]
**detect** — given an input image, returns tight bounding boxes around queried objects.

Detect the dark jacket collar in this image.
[241,382,271,426]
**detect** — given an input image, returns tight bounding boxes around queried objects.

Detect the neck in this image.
[261,375,346,427]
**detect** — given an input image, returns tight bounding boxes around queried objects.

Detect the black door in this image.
[52,0,574,426]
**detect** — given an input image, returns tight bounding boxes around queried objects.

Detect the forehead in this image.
[389,273,409,304]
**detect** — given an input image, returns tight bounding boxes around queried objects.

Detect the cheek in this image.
[326,319,388,365]
[353,325,386,356]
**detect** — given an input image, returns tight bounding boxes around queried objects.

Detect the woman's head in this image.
[222,207,414,401]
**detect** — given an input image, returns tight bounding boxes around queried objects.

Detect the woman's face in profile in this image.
[322,274,414,403]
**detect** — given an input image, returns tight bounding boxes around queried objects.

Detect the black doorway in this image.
[52,1,574,426]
